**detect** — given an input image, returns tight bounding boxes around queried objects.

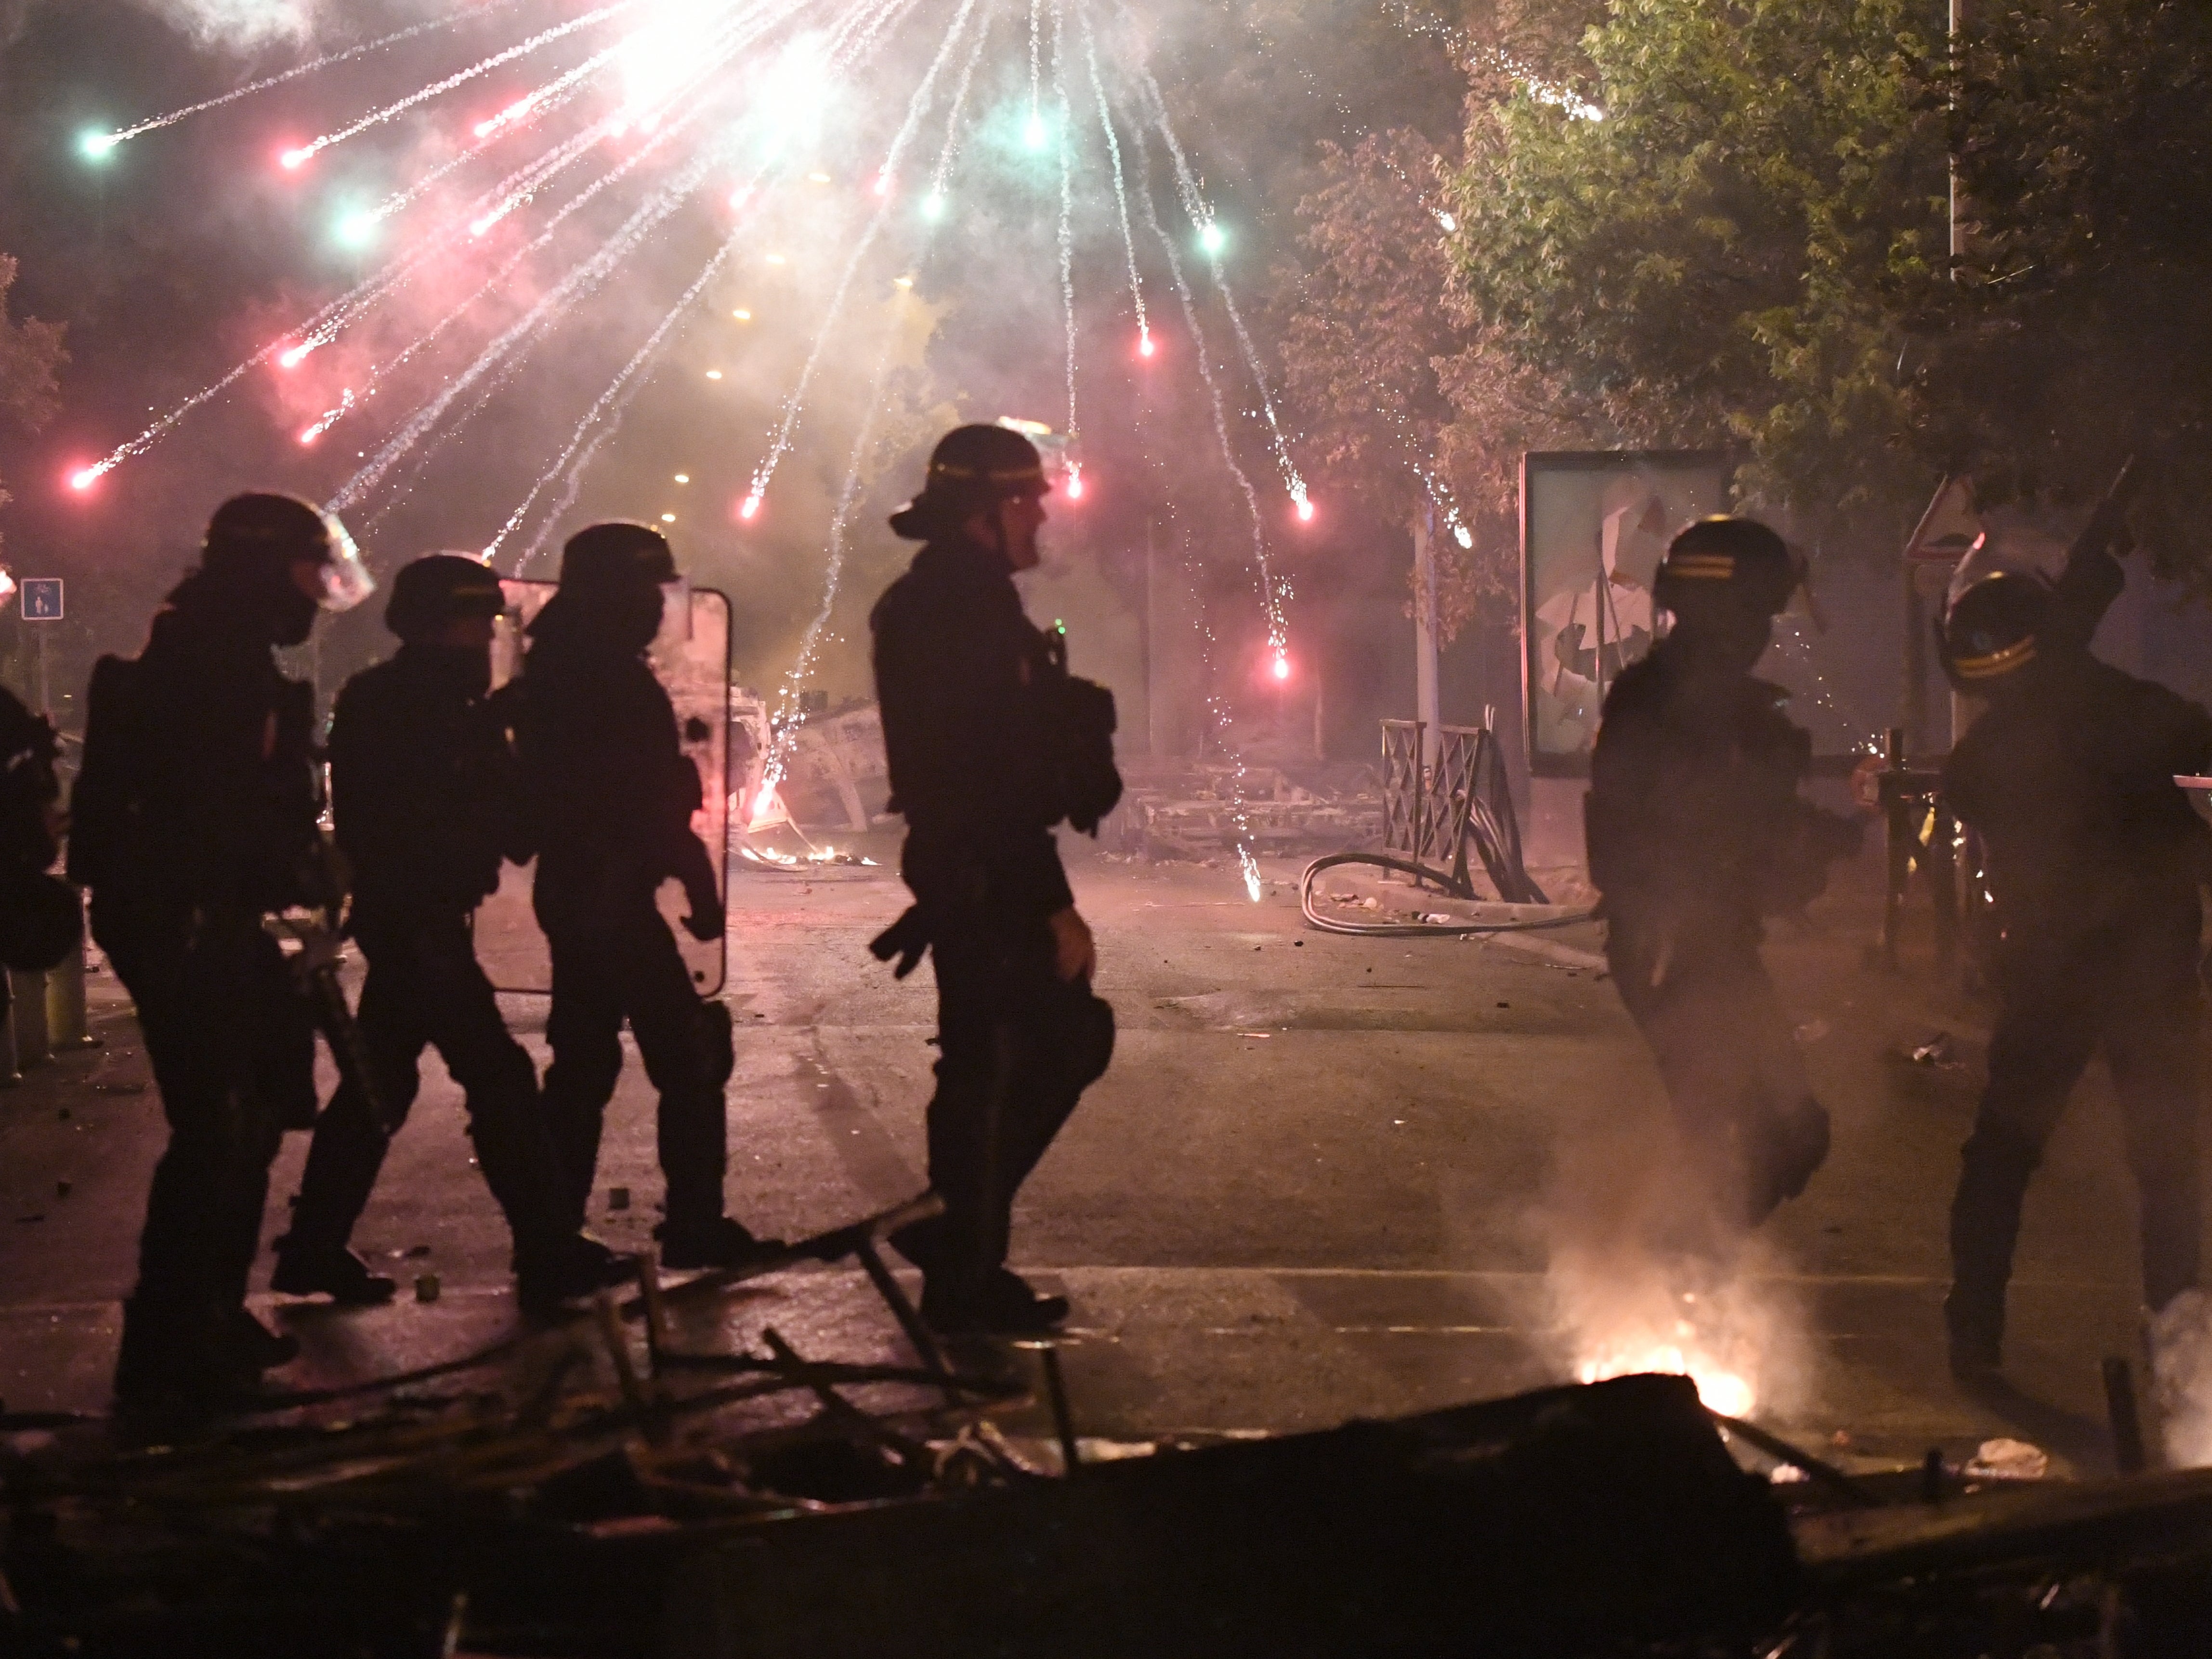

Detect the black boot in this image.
[271,1242,399,1306]
[653,1215,785,1272]
[921,1268,1070,1336]
[517,1233,638,1316]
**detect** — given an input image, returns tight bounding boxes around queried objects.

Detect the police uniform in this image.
[870,424,1117,1334]
[1585,518,1856,1231]
[1939,568,2212,1372]
[274,556,624,1310]
[512,524,768,1269]
[70,495,367,1410]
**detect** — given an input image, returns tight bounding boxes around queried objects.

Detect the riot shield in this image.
[473,581,731,996]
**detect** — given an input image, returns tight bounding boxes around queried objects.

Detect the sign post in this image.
[20,579,62,718]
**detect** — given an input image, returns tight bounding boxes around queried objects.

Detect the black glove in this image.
[869,905,932,979]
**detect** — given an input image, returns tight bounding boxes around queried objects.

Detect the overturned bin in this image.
[660,1372,1798,1659]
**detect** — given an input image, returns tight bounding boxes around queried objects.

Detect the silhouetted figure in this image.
[1937,565,2212,1377]
[0,683,79,1008]
[511,523,774,1269]
[70,494,374,1415]
[1586,517,1859,1234]
[870,424,1119,1334]
[272,555,634,1314]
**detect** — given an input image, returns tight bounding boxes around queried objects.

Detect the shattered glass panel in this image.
[476,580,731,995]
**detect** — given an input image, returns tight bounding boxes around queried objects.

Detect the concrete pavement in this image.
[0,843,2182,1477]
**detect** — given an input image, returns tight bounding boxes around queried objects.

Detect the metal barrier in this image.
[1378,718,1548,905]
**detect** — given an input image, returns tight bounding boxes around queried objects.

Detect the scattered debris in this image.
[1967,1437,2051,1481]
[1909,1033,1957,1067]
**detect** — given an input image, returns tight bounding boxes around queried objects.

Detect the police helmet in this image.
[1652,516,1800,618]
[560,522,678,590]
[1939,570,2052,690]
[385,552,507,643]
[202,492,376,613]
[889,423,1050,540]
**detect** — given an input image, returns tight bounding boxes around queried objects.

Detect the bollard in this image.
[45,936,99,1051]
[2104,1356,2148,1476]
[0,996,19,1087]
[8,970,49,1068]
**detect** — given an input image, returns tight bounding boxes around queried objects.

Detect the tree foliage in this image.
[0,250,65,553]
[1933,0,2212,575]
[1277,128,1576,640]
[1447,0,1949,538]
[1434,0,2212,580]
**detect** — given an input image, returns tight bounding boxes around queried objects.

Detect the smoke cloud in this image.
[132,0,320,48]
[2152,1289,2212,1468]
[1533,1095,1815,1427]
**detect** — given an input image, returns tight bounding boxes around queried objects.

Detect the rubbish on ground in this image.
[1968,1437,2051,1481]
[414,1273,441,1304]
[609,1186,632,1212]
[1909,1033,1956,1066]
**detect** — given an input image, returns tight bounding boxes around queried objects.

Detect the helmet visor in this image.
[317,510,378,613]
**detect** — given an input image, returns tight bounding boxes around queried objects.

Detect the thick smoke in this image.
[132,0,321,47]
[1533,1089,1815,1426]
[2151,1289,2212,1468]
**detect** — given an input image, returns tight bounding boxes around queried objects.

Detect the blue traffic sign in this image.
[20,579,62,622]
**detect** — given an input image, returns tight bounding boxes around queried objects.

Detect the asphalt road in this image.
[0,842,2186,1476]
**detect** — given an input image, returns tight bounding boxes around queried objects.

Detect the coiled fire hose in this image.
[1299,852,1598,939]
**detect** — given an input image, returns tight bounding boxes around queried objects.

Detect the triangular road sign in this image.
[1906,475,1983,563]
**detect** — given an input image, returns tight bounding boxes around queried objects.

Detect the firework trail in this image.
[1131,366,1267,902]
[519,413,626,568]
[924,0,995,206]
[1129,59,1309,518]
[76,4,776,485]
[86,0,530,151]
[837,0,928,62]
[358,40,635,229]
[369,0,924,525]
[303,4,796,446]
[328,148,720,509]
[1051,0,1079,454]
[484,196,770,562]
[742,0,982,514]
[757,321,903,804]
[1128,120,1286,653]
[1078,5,1148,354]
[279,0,652,172]
[1028,0,1044,136]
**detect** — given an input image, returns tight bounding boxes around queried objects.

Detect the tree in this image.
[1276,128,1583,641]
[0,251,66,561]
[1446,0,1949,537]
[1930,0,2212,576]
[1444,0,2212,579]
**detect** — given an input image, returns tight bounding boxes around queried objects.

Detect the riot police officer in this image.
[870,423,1118,1335]
[1937,569,2212,1377]
[511,523,776,1269]
[272,555,633,1313]
[1586,516,1859,1234]
[70,493,373,1413]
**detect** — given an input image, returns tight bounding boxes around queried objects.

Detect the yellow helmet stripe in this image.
[1952,637,2038,679]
